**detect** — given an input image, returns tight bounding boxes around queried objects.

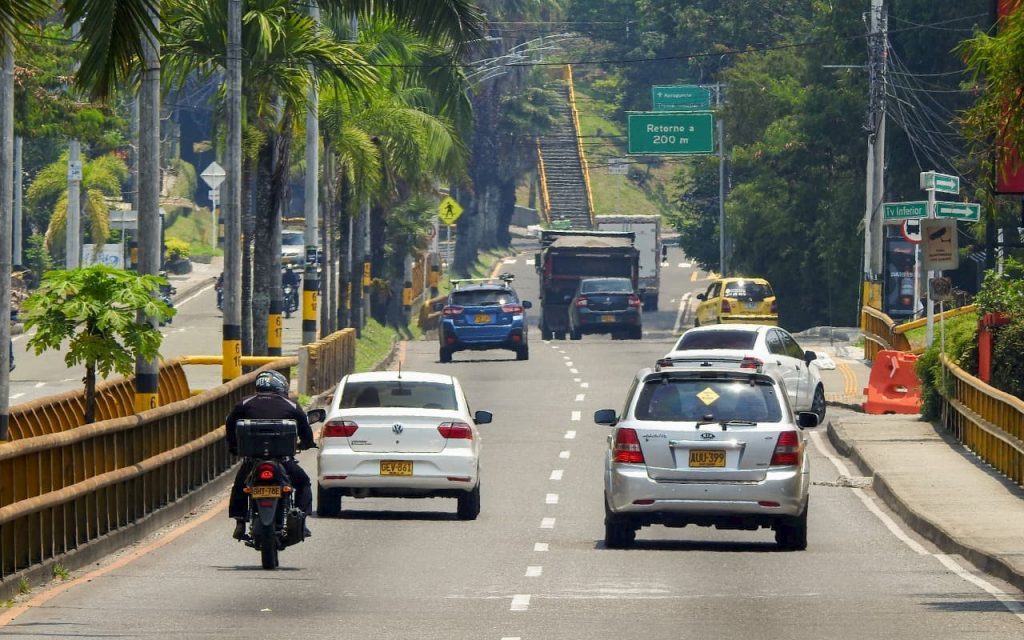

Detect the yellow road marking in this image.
[690,271,698,282]
[836,360,859,397]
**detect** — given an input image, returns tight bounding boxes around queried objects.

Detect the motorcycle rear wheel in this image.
[261,542,279,570]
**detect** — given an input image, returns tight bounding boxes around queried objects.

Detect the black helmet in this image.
[254,370,289,396]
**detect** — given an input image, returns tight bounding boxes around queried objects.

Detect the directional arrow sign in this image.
[920,171,959,195]
[883,201,928,221]
[934,201,980,222]
[652,85,711,111]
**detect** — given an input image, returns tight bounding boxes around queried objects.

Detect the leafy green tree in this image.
[20,265,174,424]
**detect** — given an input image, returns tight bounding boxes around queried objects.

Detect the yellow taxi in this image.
[694,277,778,326]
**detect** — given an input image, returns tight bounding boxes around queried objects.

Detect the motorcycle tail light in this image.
[256,463,276,481]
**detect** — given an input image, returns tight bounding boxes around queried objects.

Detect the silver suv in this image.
[595,365,819,550]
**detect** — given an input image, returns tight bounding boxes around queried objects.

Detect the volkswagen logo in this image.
[700,432,716,440]
[392,423,404,435]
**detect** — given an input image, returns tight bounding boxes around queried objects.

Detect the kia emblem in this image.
[700,432,716,439]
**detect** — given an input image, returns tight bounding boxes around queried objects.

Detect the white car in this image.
[316,371,492,520]
[659,324,826,423]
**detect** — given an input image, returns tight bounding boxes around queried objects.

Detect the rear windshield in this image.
[450,288,516,306]
[723,281,773,301]
[675,330,757,351]
[282,232,304,246]
[581,278,633,294]
[634,377,783,422]
[340,381,458,410]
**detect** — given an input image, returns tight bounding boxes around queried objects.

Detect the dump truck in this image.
[535,230,640,340]
[595,215,662,310]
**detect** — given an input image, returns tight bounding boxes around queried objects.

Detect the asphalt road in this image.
[2,245,1022,638]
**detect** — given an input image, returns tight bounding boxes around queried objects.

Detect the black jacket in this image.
[226,392,315,455]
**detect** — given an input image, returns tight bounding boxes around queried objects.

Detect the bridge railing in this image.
[536,139,552,225]
[564,64,595,228]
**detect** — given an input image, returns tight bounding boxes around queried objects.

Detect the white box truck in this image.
[595,215,662,311]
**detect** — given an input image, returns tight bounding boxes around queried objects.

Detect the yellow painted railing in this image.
[860,304,978,360]
[536,139,552,224]
[564,64,595,228]
[940,354,1024,487]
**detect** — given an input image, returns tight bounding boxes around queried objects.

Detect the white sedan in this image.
[316,371,492,520]
[659,324,826,423]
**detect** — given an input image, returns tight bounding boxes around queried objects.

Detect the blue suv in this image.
[437,275,531,363]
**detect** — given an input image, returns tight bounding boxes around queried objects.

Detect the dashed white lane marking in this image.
[563,355,570,360]
[565,362,574,368]
[540,518,556,529]
[503,258,518,264]
[511,594,531,611]
[62,378,76,382]
[34,382,45,388]
[810,431,1024,621]
[678,262,691,268]
[564,430,576,439]
[502,637,522,640]
[560,451,571,459]
[10,393,24,400]
[546,494,559,504]
[571,411,581,421]
[580,382,589,388]
[575,393,585,402]
[573,378,581,383]
[673,292,692,335]
[534,543,549,552]
[525,566,543,577]
[550,470,563,481]
[570,368,579,374]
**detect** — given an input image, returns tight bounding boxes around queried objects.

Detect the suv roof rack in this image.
[451,273,515,288]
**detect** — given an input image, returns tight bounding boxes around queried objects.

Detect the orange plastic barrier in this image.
[863,350,923,415]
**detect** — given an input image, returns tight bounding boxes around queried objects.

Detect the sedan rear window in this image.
[723,281,773,301]
[675,330,757,351]
[634,378,783,423]
[340,381,458,410]
[450,289,516,306]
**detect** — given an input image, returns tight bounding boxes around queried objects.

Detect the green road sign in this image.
[627,112,715,155]
[934,201,980,222]
[920,171,959,194]
[652,85,711,111]
[883,201,928,221]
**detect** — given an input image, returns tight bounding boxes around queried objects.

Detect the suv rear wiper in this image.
[694,418,758,431]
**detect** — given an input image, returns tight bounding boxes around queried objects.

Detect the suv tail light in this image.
[628,294,642,307]
[438,421,474,439]
[739,356,763,370]
[574,296,588,308]
[323,420,359,438]
[442,306,464,316]
[721,299,732,313]
[256,463,276,481]
[770,431,802,466]
[656,358,674,369]
[502,303,524,314]
[612,428,645,464]
[770,300,778,314]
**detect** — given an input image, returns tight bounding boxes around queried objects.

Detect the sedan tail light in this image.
[628,294,642,308]
[442,306,464,316]
[770,300,778,314]
[739,356,763,370]
[323,419,359,438]
[574,296,589,308]
[612,428,645,464]
[770,431,802,466]
[438,421,474,439]
[721,299,732,313]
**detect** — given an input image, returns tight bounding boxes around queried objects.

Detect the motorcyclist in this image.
[215,272,224,310]
[282,266,300,315]
[225,370,316,540]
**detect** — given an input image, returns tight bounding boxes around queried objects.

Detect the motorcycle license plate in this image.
[251,486,282,499]
[380,460,413,476]
[689,450,726,468]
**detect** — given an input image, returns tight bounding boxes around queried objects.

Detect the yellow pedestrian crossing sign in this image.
[438,196,463,225]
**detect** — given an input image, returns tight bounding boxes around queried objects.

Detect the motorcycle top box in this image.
[236,419,298,458]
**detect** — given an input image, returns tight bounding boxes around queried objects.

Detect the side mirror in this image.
[696,293,706,301]
[432,301,446,313]
[474,410,493,425]
[594,409,617,425]
[522,300,533,309]
[804,350,817,365]
[797,412,819,429]
[307,408,327,424]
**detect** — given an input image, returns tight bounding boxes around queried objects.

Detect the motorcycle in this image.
[236,409,324,570]
[158,284,176,326]
[283,284,299,318]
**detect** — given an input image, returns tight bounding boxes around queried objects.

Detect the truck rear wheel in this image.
[644,293,659,312]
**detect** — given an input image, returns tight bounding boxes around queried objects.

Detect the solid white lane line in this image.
[540,518,556,529]
[575,393,585,402]
[10,393,24,400]
[571,411,581,421]
[525,566,543,578]
[564,430,576,439]
[546,493,559,504]
[534,543,549,552]
[510,595,531,612]
[809,432,928,555]
[934,555,1024,621]
[673,292,692,335]
[34,382,45,388]
[580,382,589,388]
[501,637,522,640]
[559,451,571,459]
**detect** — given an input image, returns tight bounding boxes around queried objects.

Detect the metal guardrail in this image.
[564,64,595,228]
[860,304,977,361]
[0,362,290,581]
[940,354,1024,487]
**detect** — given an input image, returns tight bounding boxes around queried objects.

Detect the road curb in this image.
[827,418,1024,592]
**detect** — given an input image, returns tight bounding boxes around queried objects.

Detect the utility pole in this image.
[716,82,727,276]
[862,0,887,316]
[303,3,320,346]
[223,0,242,382]
[134,3,162,413]
[13,135,21,266]
[1,38,14,441]
[66,20,82,270]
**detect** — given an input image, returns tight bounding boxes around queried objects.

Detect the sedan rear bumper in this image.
[318,449,479,492]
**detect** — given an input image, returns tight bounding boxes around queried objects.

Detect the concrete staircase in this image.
[538,81,593,230]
